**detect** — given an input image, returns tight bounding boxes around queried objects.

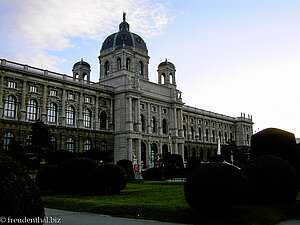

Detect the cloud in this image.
[0,0,173,71]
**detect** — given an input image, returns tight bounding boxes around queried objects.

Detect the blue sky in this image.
[1,0,300,138]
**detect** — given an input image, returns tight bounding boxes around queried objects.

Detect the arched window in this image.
[100,111,107,129]
[100,141,107,151]
[105,61,110,75]
[50,136,57,151]
[4,95,17,118]
[162,118,167,134]
[140,114,145,132]
[205,129,209,142]
[126,58,131,70]
[212,130,216,142]
[183,125,186,138]
[66,106,75,125]
[83,139,91,151]
[3,132,14,151]
[27,99,38,120]
[66,137,75,152]
[190,126,194,140]
[225,132,228,142]
[161,73,166,84]
[138,61,144,76]
[83,108,92,128]
[117,58,121,70]
[170,73,173,84]
[47,102,57,123]
[152,116,156,133]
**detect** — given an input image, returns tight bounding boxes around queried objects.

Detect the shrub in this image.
[57,158,98,193]
[45,150,74,165]
[88,164,128,194]
[250,128,300,177]
[241,155,299,203]
[164,154,185,179]
[186,157,201,174]
[117,159,135,181]
[35,165,58,191]
[142,167,163,181]
[0,152,44,221]
[184,162,247,213]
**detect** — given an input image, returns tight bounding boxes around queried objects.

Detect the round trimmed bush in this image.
[117,159,135,181]
[0,152,44,220]
[186,157,201,174]
[142,167,163,181]
[57,158,98,193]
[36,165,58,191]
[241,155,299,203]
[88,164,128,194]
[184,162,248,212]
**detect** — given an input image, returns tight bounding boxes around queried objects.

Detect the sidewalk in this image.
[45,208,183,225]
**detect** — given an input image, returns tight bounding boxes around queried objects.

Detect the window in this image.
[47,102,57,123]
[141,114,146,132]
[66,138,75,152]
[100,111,107,129]
[50,136,57,151]
[50,90,57,96]
[105,61,110,75]
[205,129,209,142]
[8,81,17,88]
[3,132,14,151]
[152,116,156,133]
[26,135,32,146]
[190,127,194,139]
[68,93,75,100]
[4,95,17,118]
[30,85,38,93]
[162,118,167,134]
[83,108,92,128]
[152,106,156,112]
[126,58,131,70]
[66,106,75,125]
[100,141,107,151]
[27,99,38,120]
[83,139,91,151]
[198,128,201,140]
[85,97,91,103]
[162,108,167,114]
[140,104,145,110]
[138,61,144,76]
[117,58,121,70]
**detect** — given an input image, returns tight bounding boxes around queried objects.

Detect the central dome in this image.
[101,13,148,53]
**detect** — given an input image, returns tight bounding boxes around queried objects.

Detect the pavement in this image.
[45,208,183,225]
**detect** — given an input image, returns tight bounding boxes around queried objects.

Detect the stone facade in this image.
[0,16,253,169]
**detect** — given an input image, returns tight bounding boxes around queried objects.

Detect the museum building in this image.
[0,15,253,169]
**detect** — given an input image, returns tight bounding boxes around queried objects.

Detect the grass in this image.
[42,181,300,225]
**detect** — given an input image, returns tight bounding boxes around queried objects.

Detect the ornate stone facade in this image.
[0,15,253,169]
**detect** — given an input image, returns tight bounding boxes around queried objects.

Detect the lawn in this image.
[42,181,300,225]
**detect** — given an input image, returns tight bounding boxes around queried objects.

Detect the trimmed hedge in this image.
[117,159,135,181]
[88,164,128,194]
[186,157,201,174]
[0,152,44,221]
[142,167,163,181]
[184,162,247,213]
[57,158,98,193]
[241,155,299,203]
[250,128,300,177]
[35,165,58,191]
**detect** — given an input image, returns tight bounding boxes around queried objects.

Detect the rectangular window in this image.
[152,106,156,112]
[140,104,145,110]
[30,85,38,93]
[162,108,167,114]
[85,97,91,103]
[8,81,17,89]
[68,93,75,100]
[50,90,57,96]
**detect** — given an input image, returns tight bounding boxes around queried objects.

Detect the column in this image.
[128,138,133,161]
[173,108,178,136]
[137,98,141,131]
[148,142,152,168]
[78,92,83,128]
[137,139,141,172]
[158,105,162,135]
[95,96,99,129]
[147,102,151,133]
[41,84,47,122]
[0,76,4,118]
[127,96,133,131]
[20,80,27,121]
[61,89,66,126]
[110,98,113,130]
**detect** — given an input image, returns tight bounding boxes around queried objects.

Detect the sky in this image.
[1,0,300,138]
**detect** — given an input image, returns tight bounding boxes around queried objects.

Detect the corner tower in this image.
[98,12,150,84]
